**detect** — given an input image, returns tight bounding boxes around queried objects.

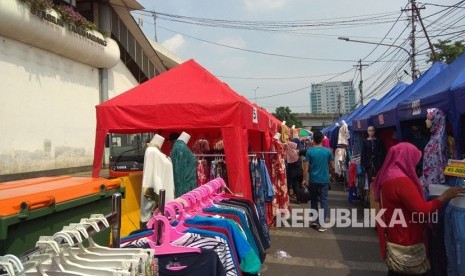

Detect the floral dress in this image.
[422,108,448,186]
[270,138,290,225]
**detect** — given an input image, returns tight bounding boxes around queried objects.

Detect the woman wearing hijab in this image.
[285,140,306,203]
[372,142,463,275]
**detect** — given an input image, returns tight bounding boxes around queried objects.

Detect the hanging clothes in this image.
[337,121,350,146]
[141,145,175,223]
[171,139,197,197]
[197,159,209,185]
[157,248,226,276]
[334,147,347,176]
[270,139,290,225]
[422,108,448,186]
[250,158,271,245]
[172,232,236,276]
[122,178,268,276]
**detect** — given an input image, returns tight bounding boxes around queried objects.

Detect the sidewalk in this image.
[261,184,387,276]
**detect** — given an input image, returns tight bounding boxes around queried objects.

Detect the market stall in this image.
[91,59,280,201]
[370,62,446,131]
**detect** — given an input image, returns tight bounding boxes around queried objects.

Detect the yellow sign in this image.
[445,166,465,177]
[444,159,465,177]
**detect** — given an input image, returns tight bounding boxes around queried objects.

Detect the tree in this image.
[273,106,303,128]
[427,40,465,64]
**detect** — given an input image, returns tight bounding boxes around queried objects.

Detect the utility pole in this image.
[354,59,369,105]
[414,4,438,61]
[402,0,418,80]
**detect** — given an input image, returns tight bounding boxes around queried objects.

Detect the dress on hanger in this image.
[422,108,448,186]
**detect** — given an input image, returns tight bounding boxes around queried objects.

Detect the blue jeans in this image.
[308,183,329,223]
[445,203,465,276]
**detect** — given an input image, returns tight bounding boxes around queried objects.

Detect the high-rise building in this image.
[310,81,356,114]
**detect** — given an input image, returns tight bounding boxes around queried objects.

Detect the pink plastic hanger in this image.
[196,186,214,205]
[167,201,189,233]
[190,190,206,208]
[147,214,200,255]
[168,200,186,222]
[162,205,186,241]
[180,193,195,213]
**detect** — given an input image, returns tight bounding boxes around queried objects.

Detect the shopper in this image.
[302,131,335,232]
[372,142,464,275]
[285,140,305,203]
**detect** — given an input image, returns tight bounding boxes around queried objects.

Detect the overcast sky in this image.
[133,0,463,113]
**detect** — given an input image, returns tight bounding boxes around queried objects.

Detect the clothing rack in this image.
[249,151,277,154]
[195,154,226,157]
[17,193,123,263]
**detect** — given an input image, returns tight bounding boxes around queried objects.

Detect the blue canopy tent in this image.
[344,104,366,126]
[324,104,366,147]
[353,82,408,132]
[397,53,465,123]
[343,99,378,153]
[449,54,465,157]
[370,62,447,130]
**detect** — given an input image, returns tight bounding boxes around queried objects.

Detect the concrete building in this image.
[310,81,356,114]
[0,0,182,181]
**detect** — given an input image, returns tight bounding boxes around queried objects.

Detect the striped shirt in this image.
[172,233,237,276]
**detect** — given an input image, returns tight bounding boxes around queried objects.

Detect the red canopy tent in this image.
[92,59,280,200]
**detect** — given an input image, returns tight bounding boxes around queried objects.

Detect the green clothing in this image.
[170,140,197,197]
[305,146,334,184]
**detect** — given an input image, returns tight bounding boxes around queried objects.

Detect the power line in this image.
[154,23,405,63]
[255,68,354,99]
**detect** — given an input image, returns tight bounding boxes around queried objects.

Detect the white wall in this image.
[0,35,141,175]
[108,61,139,99]
[0,35,99,174]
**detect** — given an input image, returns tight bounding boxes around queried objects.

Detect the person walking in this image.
[302,131,335,232]
[285,140,306,203]
[372,142,464,275]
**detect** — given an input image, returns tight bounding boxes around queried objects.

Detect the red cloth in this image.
[372,142,424,202]
[348,162,357,188]
[377,177,442,259]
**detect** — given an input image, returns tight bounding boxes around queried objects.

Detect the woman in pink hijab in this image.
[372,142,463,274]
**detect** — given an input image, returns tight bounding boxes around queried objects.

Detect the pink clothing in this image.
[372,142,424,202]
[285,142,299,163]
[322,136,330,149]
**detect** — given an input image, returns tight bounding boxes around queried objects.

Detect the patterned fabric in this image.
[197,159,209,185]
[270,139,290,224]
[171,140,197,197]
[172,233,237,276]
[422,108,448,186]
[250,159,270,244]
[334,147,347,176]
[337,122,350,145]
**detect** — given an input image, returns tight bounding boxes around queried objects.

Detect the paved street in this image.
[261,185,387,276]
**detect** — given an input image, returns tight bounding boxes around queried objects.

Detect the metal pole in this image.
[338,36,414,80]
[358,59,364,106]
[411,0,417,80]
[111,193,122,248]
[156,189,166,245]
